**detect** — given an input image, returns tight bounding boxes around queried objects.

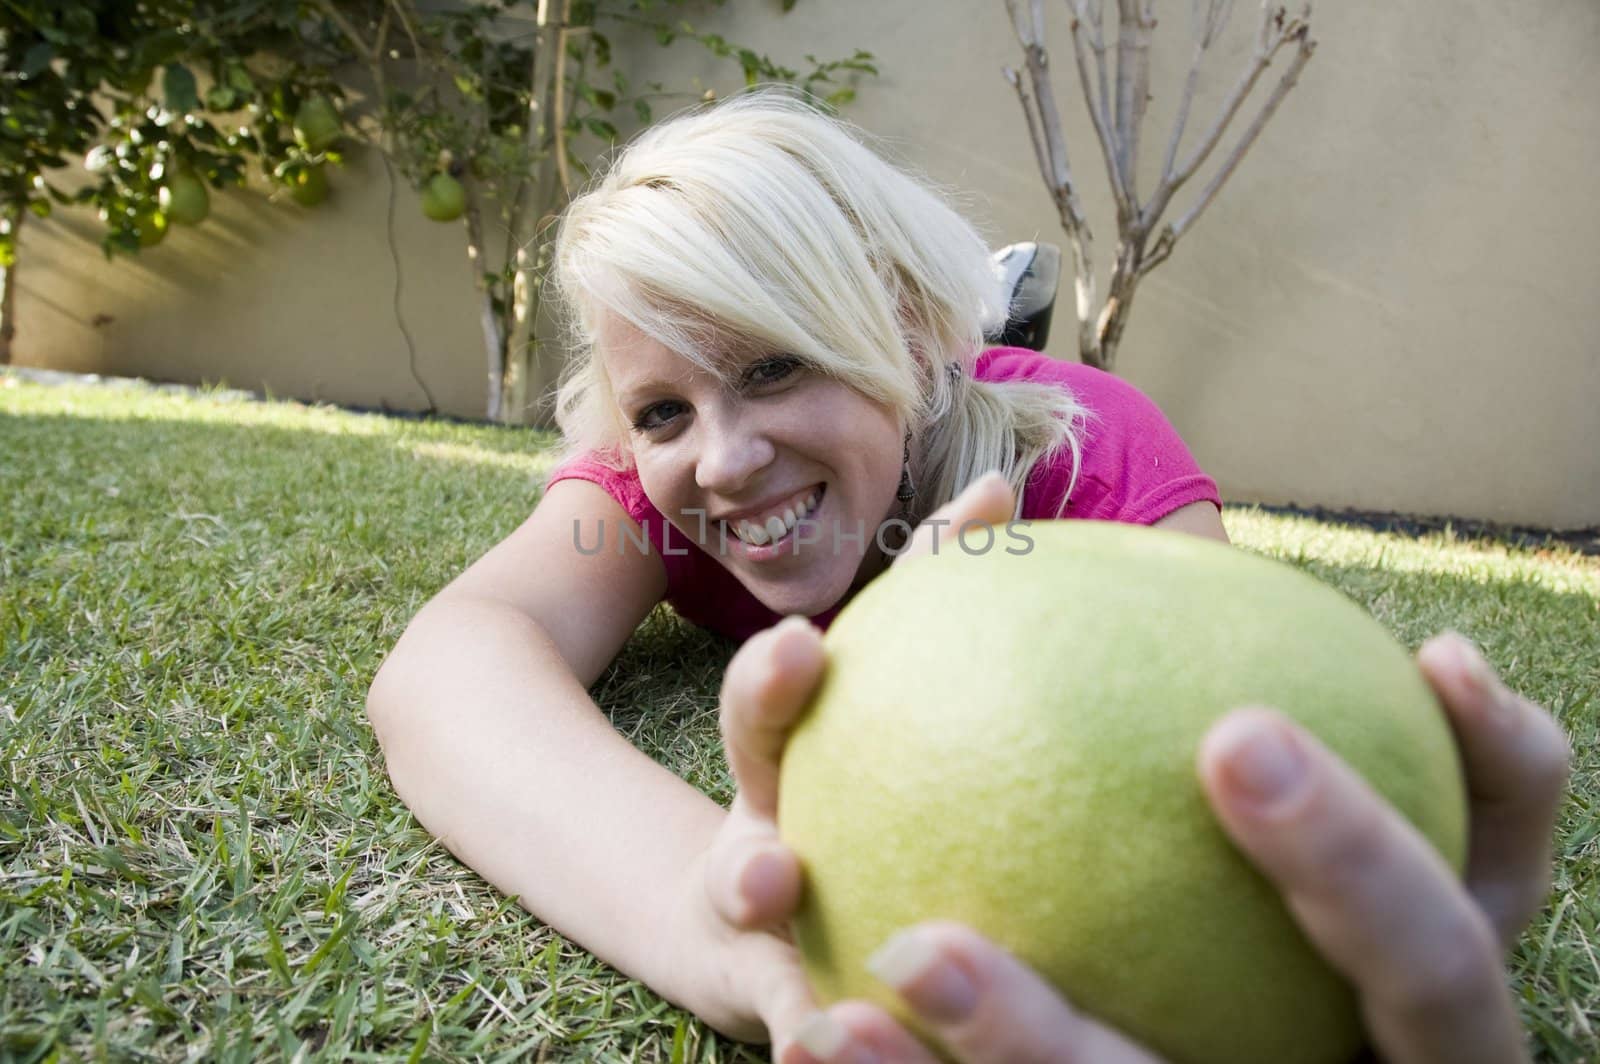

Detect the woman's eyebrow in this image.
[615,372,693,407]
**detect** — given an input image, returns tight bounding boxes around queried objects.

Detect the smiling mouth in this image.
[726,484,825,548]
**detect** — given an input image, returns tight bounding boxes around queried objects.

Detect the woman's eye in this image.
[632,401,683,433]
[631,359,798,434]
[745,357,799,387]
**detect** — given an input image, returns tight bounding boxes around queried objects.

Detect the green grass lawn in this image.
[2,373,1597,1062]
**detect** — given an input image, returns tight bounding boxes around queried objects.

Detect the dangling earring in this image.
[896,429,916,522]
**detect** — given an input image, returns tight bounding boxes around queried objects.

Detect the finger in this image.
[713,915,819,1056]
[1199,709,1529,1064]
[792,921,1166,1064]
[895,471,1016,568]
[1415,631,1571,944]
[785,1001,944,1064]
[718,614,827,819]
[733,930,821,1062]
[704,803,805,930]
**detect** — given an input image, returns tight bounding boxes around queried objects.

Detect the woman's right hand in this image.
[657,612,827,1048]
[662,475,1025,1054]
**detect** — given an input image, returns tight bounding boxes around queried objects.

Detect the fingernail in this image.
[1218,717,1308,810]
[1447,632,1516,729]
[1446,632,1492,696]
[793,1011,877,1064]
[867,930,978,1023]
[738,849,789,917]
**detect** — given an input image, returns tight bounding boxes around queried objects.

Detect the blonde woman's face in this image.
[599,314,905,618]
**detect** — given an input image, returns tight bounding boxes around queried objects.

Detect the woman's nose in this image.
[694,408,775,493]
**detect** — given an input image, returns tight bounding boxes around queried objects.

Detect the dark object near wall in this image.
[988,242,1060,351]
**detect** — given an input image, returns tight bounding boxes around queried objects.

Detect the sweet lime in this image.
[293,96,342,153]
[159,171,209,226]
[420,173,466,222]
[778,521,1467,1064]
[133,209,168,248]
[290,165,329,207]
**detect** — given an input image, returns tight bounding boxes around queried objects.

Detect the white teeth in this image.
[731,487,823,547]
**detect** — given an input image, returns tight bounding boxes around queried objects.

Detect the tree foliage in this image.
[0,0,877,421]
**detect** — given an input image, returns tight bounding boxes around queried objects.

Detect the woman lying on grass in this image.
[367,90,1570,1063]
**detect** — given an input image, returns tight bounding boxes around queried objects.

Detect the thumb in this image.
[895,471,1017,568]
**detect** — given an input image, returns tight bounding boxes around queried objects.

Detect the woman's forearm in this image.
[366,595,729,1014]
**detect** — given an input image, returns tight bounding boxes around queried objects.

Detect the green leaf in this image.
[205,86,239,112]
[27,199,52,220]
[21,42,54,79]
[163,65,199,114]
[634,100,652,123]
[226,62,256,97]
[826,88,856,107]
[782,0,798,9]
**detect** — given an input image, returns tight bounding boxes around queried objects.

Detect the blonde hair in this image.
[547,87,1092,522]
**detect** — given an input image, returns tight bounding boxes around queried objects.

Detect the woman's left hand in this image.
[721,473,1571,1063]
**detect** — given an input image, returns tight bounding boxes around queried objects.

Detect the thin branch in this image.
[553,0,573,198]
[1111,0,1156,206]
[385,0,424,63]
[1066,4,1129,219]
[1004,67,1055,208]
[1002,0,1097,360]
[1140,20,1315,276]
[1157,2,1311,222]
[1160,0,1232,190]
[314,0,376,64]
[1003,0,1087,233]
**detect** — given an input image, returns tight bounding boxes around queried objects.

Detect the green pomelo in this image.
[293,96,342,153]
[159,172,210,226]
[133,210,168,248]
[420,173,466,222]
[290,165,329,207]
[778,522,1467,1064]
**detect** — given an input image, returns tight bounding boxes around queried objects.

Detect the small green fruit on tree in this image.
[133,210,168,247]
[159,171,210,225]
[289,165,329,207]
[420,173,466,222]
[292,96,342,153]
[779,521,1468,1064]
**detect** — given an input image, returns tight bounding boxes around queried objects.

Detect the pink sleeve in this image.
[543,455,691,591]
[973,349,1220,525]
[1067,369,1221,525]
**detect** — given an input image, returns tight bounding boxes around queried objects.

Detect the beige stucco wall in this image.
[11,1,1599,529]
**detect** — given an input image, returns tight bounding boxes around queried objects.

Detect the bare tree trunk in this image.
[500,0,569,427]
[0,209,20,366]
[463,197,507,423]
[503,244,536,424]
[1097,231,1148,368]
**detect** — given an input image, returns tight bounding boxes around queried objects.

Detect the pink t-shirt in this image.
[544,347,1221,643]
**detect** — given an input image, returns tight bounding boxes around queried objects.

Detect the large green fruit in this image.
[293,95,342,153]
[420,173,466,222]
[779,522,1467,1064]
[159,171,209,225]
